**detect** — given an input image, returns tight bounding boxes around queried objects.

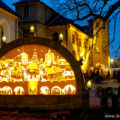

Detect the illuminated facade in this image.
[0,1,89,110]
[13,0,110,71]
[0,45,76,95]
[0,0,110,97]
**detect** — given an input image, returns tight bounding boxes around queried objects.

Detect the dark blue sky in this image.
[3,0,120,59]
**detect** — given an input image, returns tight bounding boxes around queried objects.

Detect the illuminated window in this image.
[64,85,76,95]
[14,86,24,95]
[51,86,61,95]
[0,86,12,95]
[40,86,50,95]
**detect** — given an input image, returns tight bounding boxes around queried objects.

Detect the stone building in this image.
[13,0,110,70]
[0,0,19,46]
[0,0,110,71]
[0,0,110,110]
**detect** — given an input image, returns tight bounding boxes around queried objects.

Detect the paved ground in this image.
[89,81,120,108]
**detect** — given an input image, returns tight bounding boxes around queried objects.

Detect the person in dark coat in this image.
[111,89,119,111]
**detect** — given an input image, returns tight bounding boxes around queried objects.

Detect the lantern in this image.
[87,81,92,89]
[30,25,34,33]
[59,33,63,41]
[2,35,6,42]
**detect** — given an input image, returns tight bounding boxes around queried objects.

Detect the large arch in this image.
[0,18,10,43]
[0,37,85,95]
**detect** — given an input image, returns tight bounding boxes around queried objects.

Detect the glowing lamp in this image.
[2,35,6,42]
[111,59,114,63]
[87,81,92,89]
[59,33,63,41]
[30,25,34,33]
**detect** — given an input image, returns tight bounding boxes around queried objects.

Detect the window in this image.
[72,34,75,44]
[96,21,99,28]
[53,33,59,42]
[23,6,29,17]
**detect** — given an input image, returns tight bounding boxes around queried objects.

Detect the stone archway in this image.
[0,18,10,43]
[0,37,85,95]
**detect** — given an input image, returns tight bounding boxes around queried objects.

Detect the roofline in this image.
[0,8,19,19]
[68,24,89,38]
[13,1,89,35]
[13,1,72,22]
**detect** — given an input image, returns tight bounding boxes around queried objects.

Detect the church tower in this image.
[92,19,110,66]
[31,49,39,64]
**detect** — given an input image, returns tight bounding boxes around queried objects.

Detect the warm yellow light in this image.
[96,48,100,53]
[2,35,6,42]
[111,59,114,63]
[30,25,34,33]
[59,33,63,40]
[0,45,76,95]
[87,81,92,89]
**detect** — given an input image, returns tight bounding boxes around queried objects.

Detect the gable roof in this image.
[0,0,19,18]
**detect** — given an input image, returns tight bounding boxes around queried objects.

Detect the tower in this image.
[92,19,110,66]
[31,49,39,64]
[45,49,55,63]
[21,52,28,64]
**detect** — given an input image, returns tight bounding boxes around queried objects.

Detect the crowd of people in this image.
[96,86,120,110]
[83,65,120,83]
[83,64,120,109]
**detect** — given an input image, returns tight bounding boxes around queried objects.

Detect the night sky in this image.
[3,0,120,59]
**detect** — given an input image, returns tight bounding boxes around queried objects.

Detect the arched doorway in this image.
[14,86,24,95]
[0,86,12,95]
[64,85,76,95]
[40,86,50,95]
[0,37,84,95]
[0,18,10,44]
[51,86,61,95]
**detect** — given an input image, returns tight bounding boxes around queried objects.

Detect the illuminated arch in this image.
[0,18,10,43]
[14,86,24,95]
[40,86,50,95]
[0,86,12,95]
[0,37,85,95]
[51,86,61,95]
[64,85,76,95]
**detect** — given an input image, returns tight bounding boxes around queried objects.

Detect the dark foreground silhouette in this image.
[0,108,119,120]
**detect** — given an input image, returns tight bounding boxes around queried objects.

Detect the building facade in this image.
[0,0,110,72]
[13,0,110,71]
[0,0,19,46]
